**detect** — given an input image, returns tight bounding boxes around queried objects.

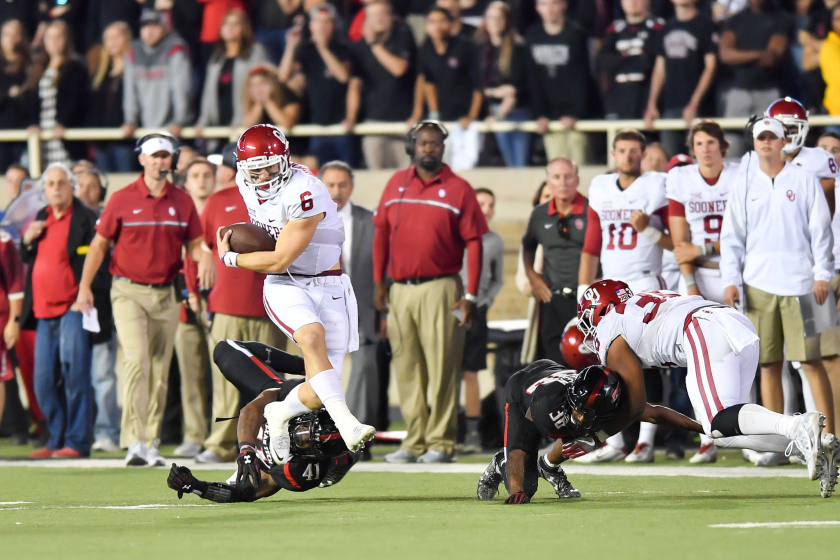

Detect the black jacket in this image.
[20,197,112,343]
[31,59,90,160]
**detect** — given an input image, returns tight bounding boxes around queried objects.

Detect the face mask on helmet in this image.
[778,118,808,154]
[566,366,621,430]
[235,125,293,201]
[288,411,348,460]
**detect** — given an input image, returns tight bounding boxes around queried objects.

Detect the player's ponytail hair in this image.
[687,120,730,158]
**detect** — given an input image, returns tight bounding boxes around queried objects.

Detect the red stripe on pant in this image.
[504,403,509,448]
[686,322,714,423]
[692,318,724,413]
[263,295,296,338]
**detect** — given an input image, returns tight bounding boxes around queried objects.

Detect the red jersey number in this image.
[829,158,838,174]
[605,223,638,250]
[614,291,679,324]
[300,191,314,212]
[703,214,723,244]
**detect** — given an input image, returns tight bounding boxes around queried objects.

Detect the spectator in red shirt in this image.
[373,121,488,463]
[75,135,215,467]
[19,164,109,458]
[0,229,23,430]
[193,144,286,463]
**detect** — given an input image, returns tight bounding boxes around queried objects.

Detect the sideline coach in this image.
[373,120,488,463]
[76,135,215,466]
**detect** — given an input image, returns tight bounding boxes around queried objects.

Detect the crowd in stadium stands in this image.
[3,0,840,465]
[0,0,836,171]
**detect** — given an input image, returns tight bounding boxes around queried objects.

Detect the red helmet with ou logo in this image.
[577,280,634,352]
[235,124,293,201]
[765,97,809,154]
[561,318,600,370]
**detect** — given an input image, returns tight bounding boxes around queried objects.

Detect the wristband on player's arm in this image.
[697,242,715,257]
[222,251,239,267]
[682,272,697,290]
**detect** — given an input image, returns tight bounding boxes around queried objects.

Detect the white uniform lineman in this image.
[585,171,669,293]
[237,164,359,371]
[593,291,758,434]
[666,162,739,303]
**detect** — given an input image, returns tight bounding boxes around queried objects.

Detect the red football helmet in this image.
[561,318,600,370]
[235,124,293,200]
[577,280,634,352]
[765,97,809,154]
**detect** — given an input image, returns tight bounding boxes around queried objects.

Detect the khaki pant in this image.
[389,277,466,457]
[203,314,286,457]
[174,313,209,445]
[744,284,820,364]
[111,280,180,448]
[820,273,840,358]
[543,130,587,165]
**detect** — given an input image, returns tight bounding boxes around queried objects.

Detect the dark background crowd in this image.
[0,0,838,172]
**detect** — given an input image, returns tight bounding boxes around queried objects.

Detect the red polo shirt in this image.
[32,205,77,319]
[372,165,488,295]
[97,176,202,284]
[202,186,267,317]
[0,231,23,319]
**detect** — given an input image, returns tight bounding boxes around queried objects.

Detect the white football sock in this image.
[737,403,794,437]
[713,435,790,453]
[284,385,315,417]
[606,432,625,451]
[637,422,657,447]
[266,384,314,428]
[308,369,359,432]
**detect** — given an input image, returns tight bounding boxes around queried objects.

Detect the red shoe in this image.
[29,448,54,459]
[52,447,84,458]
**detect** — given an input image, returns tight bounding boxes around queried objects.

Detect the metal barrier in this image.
[8,115,840,177]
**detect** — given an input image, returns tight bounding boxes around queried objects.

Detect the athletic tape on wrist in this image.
[641,226,662,244]
[222,251,239,267]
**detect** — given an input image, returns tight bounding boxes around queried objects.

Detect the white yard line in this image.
[710,521,840,529]
[0,458,811,478]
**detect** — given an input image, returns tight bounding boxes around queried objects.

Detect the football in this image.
[222,222,276,254]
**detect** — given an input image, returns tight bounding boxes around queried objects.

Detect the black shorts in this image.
[462,305,488,371]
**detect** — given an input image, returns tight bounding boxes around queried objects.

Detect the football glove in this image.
[504,491,531,504]
[236,444,261,489]
[561,434,602,459]
[168,463,201,499]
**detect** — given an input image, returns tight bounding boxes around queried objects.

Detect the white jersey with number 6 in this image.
[586,172,668,283]
[237,164,344,276]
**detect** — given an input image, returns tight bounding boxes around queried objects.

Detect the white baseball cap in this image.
[140,136,175,155]
[752,118,786,140]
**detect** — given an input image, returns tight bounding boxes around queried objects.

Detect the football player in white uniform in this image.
[216,124,375,458]
[577,129,674,463]
[575,280,839,498]
[667,121,739,463]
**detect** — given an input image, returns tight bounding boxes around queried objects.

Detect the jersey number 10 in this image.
[606,223,638,250]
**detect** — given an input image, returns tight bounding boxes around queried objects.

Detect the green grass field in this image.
[2,456,839,560]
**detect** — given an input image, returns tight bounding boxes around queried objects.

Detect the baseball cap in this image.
[140,8,167,27]
[309,2,338,21]
[666,154,692,172]
[140,136,175,155]
[752,118,786,140]
[207,142,237,171]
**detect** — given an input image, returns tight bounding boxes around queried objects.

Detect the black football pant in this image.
[502,402,540,498]
[212,340,305,404]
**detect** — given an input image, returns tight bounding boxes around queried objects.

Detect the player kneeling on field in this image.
[167,340,359,502]
[477,360,702,504]
[576,281,840,498]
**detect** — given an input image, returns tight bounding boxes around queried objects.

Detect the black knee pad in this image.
[710,404,745,438]
[643,368,664,403]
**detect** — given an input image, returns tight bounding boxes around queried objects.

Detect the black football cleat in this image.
[538,455,581,499]
[477,450,505,500]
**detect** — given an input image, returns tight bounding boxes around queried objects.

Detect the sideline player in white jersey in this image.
[668,121,738,305]
[577,129,674,463]
[575,280,839,498]
[216,124,375,459]
[667,121,739,464]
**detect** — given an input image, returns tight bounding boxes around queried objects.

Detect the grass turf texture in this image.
[2,468,838,560]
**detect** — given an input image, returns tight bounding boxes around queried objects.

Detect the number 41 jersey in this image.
[593,291,710,368]
[585,171,668,282]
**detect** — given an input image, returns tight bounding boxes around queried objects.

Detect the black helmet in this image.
[566,365,621,430]
[288,410,349,460]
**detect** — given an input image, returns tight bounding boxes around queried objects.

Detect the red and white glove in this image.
[561,434,603,459]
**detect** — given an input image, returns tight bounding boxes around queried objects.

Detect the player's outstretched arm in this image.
[218,214,324,274]
[167,464,280,503]
[640,403,703,434]
[602,337,648,436]
[504,450,531,505]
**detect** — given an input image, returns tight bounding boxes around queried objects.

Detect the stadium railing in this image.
[6,115,840,177]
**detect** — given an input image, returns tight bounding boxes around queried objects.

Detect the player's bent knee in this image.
[710,404,745,438]
[294,324,327,351]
